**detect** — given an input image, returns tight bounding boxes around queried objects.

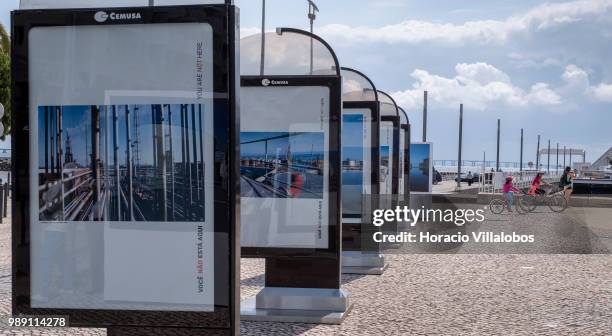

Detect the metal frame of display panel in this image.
[399,107,411,204]
[11,5,240,334]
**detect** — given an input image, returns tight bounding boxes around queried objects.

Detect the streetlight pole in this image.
[457,104,463,189]
[496,119,500,172]
[307,1,319,75]
[260,0,266,76]
[423,91,428,142]
[536,135,541,171]
[547,139,551,173]
[556,143,559,173]
[520,128,523,172]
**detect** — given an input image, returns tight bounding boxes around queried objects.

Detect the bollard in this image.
[3,182,7,218]
[0,185,4,220]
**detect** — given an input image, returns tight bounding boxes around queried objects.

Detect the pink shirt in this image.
[503,183,519,193]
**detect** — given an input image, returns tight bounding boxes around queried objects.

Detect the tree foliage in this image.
[0,23,10,137]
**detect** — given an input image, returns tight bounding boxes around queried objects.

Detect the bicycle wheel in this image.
[489,198,506,214]
[548,194,567,213]
[518,194,536,213]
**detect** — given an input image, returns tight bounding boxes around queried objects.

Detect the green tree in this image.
[0,23,10,138]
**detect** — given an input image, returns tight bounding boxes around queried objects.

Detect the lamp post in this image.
[307,0,319,74]
[536,135,540,171]
[457,104,463,189]
[260,0,266,76]
[520,128,523,172]
[496,119,500,172]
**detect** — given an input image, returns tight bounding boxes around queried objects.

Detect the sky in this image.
[3,0,612,165]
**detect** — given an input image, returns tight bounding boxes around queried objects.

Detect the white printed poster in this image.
[240,86,330,249]
[29,23,215,311]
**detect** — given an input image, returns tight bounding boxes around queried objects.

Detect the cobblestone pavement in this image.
[1,207,611,335]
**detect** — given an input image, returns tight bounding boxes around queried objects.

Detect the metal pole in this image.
[536,135,540,171]
[154,105,167,221]
[113,106,120,219]
[185,105,193,214]
[422,91,428,142]
[260,0,266,76]
[520,128,523,172]
[44,107,49,173]
[457,104,463,189]
[547,139,551,173]
[57,107,64,220]
[92,106,101,220]
[309,9,314,75]
[180,105,187,220]
[496,119,500,172]
[50,110,55,174]
[168,105,175,221]
[563,146,566,168]
[556,143,559,173]
[125,105,133,220]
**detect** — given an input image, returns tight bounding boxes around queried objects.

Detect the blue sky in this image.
[3,0,612,164]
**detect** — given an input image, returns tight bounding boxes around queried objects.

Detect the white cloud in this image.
[391,62,562,111]
[317,0,612,45]
[590,83,612,101]
[560,64,612,102]
[562,64,590,87]
[527,83,562,105]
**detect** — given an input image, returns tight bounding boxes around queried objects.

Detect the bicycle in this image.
[489,191,528,215]
[520,185,567,213]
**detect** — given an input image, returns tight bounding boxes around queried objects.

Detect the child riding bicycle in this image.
[503,176,521,212]
[528,172,550,196]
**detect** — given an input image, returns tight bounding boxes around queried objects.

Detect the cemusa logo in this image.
[261,79,289,86]
[94,11,142,23]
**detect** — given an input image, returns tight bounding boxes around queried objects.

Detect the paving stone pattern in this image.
[0,206,610,335]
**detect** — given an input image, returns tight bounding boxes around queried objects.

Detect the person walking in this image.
[467,171,473,186]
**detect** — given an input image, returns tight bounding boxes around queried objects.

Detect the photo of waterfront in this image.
[38,104,207,222]
[410,143,432,192]
[240,131,325,199]
[342,114,365,215]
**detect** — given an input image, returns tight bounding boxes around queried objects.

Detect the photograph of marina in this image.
[342,114,365,215]
[240,131,325,199]
[410,143,432,193]
[38,104,207,222]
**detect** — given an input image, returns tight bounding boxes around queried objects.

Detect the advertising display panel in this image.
[342,111,372,220]
[410,143,433,193]
[12,4,239,332]
[239,28,342,259]
[241,85,330,249]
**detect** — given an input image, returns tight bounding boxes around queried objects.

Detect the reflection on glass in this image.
[410,144,432,192]
[342,114,365,214]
